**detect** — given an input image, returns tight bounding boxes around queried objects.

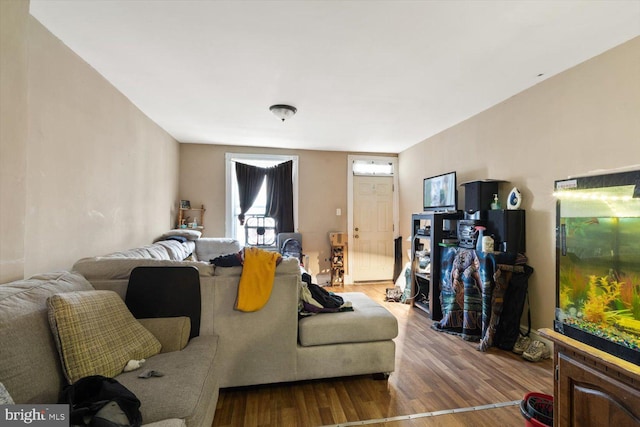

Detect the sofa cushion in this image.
[298,292,398,347]
[73,258,213,281]
[0,271,94,403]
[48,290,161,384]
[213,257,301,277]
[116,335,220,427]
[194,238,241,262]
[138,317,191,353]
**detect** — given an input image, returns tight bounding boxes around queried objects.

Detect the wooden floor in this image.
[212,283,553,427]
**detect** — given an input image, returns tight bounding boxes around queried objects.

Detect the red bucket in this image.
[520,392,553,427]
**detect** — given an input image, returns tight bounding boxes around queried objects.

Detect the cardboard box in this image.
[329,232,346,246]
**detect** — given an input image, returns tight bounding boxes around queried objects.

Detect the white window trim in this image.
[225,152,299,240]
[346,154,399,284]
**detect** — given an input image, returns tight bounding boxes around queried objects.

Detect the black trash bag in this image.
[62,375,142,427]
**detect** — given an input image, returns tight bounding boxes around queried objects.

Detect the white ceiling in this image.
[29,1,640,154]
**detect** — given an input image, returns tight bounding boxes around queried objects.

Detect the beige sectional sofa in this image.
[1,236,397,426]
[0,271,219,427]
[73,237,399,388]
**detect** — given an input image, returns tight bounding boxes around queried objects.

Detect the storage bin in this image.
[520,392,553,427]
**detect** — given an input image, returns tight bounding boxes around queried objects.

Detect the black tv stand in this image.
[410,211,463,320]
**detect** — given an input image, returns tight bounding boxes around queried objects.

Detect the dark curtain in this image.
[265,160,294,233]
[235,162,265,225]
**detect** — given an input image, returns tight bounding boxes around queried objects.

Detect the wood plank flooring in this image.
[212,283,553,427]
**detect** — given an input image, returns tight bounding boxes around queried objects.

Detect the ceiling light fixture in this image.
[269,104,297,122]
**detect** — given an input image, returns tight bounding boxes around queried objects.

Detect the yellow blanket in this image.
[235,247,282,312]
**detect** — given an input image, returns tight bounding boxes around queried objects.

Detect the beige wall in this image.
[179,144,395,276]
[399,37,640,333]
[0,0,29,283]
[3,0,636,318]
[0,2,181,280]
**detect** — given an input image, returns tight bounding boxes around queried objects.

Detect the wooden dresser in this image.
[539,328,640,427]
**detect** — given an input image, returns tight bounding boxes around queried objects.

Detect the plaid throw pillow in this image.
[48,291,161,384]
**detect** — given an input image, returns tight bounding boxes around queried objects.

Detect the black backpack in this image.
[301,273,344,309]
[495,265,534,350]
[62,375,142,427]
[281,238,303,263]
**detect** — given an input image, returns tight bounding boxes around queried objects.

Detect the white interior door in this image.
[351,175,394,282]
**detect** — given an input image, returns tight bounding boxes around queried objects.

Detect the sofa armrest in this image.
[138,317,191,353]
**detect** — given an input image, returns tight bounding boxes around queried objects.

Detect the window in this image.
[352,159,394,176]
[225,153,299,246]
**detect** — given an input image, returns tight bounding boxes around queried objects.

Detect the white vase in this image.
[507,187,522,210]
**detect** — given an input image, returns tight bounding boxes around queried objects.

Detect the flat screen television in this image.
[423,171,457,212]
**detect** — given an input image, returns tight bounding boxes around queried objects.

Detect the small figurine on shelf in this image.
[180,219,187,229]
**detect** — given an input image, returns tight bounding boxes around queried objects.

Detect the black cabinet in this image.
[410,209,524,321]
[410,211,462,320]
[486,209,526,254]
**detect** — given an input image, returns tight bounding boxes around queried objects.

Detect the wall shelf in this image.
[177,204,205,230]
[329,232,347,286]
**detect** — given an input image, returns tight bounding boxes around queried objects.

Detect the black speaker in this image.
[486,209,526,254]
[462,180,500,213]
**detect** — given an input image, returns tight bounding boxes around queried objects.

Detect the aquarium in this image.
[554,170,640,364]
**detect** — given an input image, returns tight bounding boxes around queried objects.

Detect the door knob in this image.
[355,227,359,231]
[354,234,359,239]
